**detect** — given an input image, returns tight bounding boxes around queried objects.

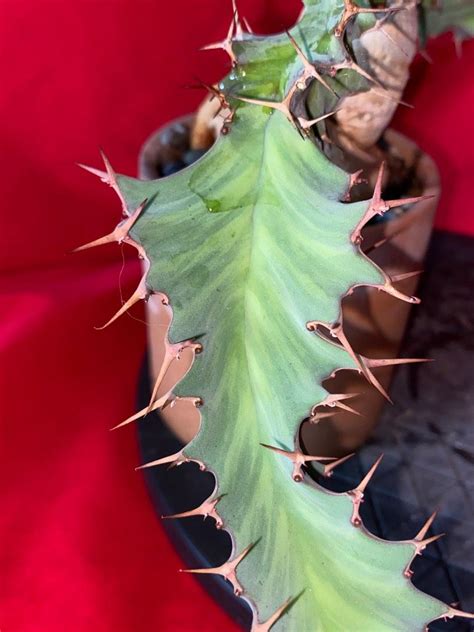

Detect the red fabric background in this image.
[0,1,472,631]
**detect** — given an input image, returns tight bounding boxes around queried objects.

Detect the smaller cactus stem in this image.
[180,543,256,597]
[162,495,224,529]
[348,454,384,526]
[260,443,337,482]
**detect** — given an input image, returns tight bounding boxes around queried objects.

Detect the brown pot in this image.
[138,119,440,456]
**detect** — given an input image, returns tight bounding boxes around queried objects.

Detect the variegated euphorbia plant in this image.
[76,0,474,629]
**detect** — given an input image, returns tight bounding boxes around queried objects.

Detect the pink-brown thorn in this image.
[162,495,224,529]
[335,0,399,39]
[136,449,189,471]
[310,392,361,420]
[180,543,255,596]
[343,169,366,201]
[78,150,131,218]
[261,443,336,482]
[200,1,244,66]
[251,597,293,632]
[403,512,444,578]
[307,319,393,403]
[136,448,206,473]
[348,454,383,526]
[286,31,336,96]
[322,453,355,478]
[351,161,433,246]
[112,394,202,431]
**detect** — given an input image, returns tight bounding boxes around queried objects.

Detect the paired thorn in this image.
[335,0,400,39]
[297,110,337,132]
[73,199,147,252]
[286,31,337,96]
[111,392,173,430]
[352,161,434,246]
[348,454,383,526]
[136,450,188,471]
[309,392,361,420]
[251,597,294,632]
[147,339,203,412]
[260,444,336,482]
[322,453,355,478]
[162,495,224,529]
[78,150,131,217]
[308,319,393,403]
[200,1,245,65]
[113,393,202,431]
[180,542,255,596]
[343,169,366,201]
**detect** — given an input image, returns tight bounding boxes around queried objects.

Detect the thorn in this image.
[415,511,438,541]
[233,94,291,119]
[297,110,337,131]
[162,495,224,529]
[111,392,172,431]
[363,356,431,369]
[310,392,361,419]
[343,169,366,201]
[349,454,383,526]
[77,162,108,180]
[180,543,255,596]
[351,162,433,244]
[310,319,393,403]
[322,453,355,478]
[251,597,294,632]
[335,0,400,39]
[147,339,202,412]
[136,449,188,471]
[445,607,474,621]
[390,270,423,283]
[260,444,335,482]
[243,17,253,33]
[200,2,243,65]
[333,57,384,89]
[98,149,133,217]
[286,31,336,96]
[413,533,445,555]
[309,410,337,423]
[73,199,147,252]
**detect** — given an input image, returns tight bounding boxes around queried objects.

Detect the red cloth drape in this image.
[0,1,472,630]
